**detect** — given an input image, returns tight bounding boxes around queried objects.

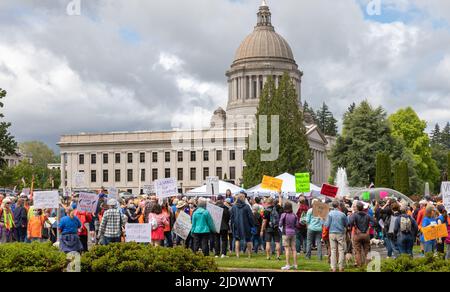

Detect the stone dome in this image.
[234,28,294,62]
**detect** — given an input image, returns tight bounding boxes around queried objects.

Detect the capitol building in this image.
[58,1,334,194]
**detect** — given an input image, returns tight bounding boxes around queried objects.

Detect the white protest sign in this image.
[206,177,220,195]
[143,184,154,195]
[125,224,152,243]
[74,172,86,188]
[107,187,119,200]
[207,202,223,234]
[78,192,99,213]
[155,178,178,198]
[33,191,59,209]
[442,182,450,211]
[173,211,192,240]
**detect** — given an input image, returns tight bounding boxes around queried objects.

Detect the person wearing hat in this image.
[27,207,49,243]
[0,197,15,243]
[98,199,125,245]
[213,195,231,258]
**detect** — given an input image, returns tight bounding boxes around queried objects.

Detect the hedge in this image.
[382,253,450,272]
[0,242,67,272]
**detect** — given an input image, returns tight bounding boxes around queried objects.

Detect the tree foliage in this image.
[316,102,338,136]
[19,141,58,168]
[375,152,392,188]
[394,161,410,195]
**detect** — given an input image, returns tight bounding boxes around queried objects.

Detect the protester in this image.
[296,196,309,254]
[59,208,83,253]
[231,193,255,258]
[148,203,168,247]
[261,195,282,260]
[73,209,92,252]
[421,205,438,254]
[252,204,263,254]
[324,200,348,272]
[305,199,324,261]
[161,201,174,247]
[98,199,124,245]
[13,198,27,242]
[279,201,298,270]
[394,205,418,257]
[213,195,230,258]
[0,197,15,243]
[436,205,447,254]
[191,198,215,256]
[348,202,374,267]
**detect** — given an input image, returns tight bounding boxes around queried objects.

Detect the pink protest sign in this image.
[380,191,388,200]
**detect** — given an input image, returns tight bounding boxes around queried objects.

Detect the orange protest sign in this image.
[261,176,283,192]
[422,224,448,241]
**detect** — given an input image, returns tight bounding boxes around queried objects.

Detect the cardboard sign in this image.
[206,177,220,195]
[173,211,192,240]
[143,184,154,195]
[74,172,86,188]
[295,173,310,193]
[442,182,450,212]
[33,191,59,209]
[155,178,178,198]
[261,176,283,192]
[207,202,223,234]
[320,184,338,198]
[312,201,330,219]
[422,224,449,242]
[78,192,99,213]
[125,224,152,243]
[380,191,388,200]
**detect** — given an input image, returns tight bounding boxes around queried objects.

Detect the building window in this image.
[127,169,133,182]
[216,150,222,161]
[91,154,96,165]
[79,154,85,165]
[103,153,108,164]
[230,167,236,180]
[141,169,145,182]
[203,151,209,161]
[230,150,236,161]
[152,152,158,163]
[91,170,97,183]
[115,169,120,182]
[203,167,209,181]
[127,153,133,164]
[177,168,183,181]
[190,151,196,162]
[165,168,171,178]
[103,170,108,183]
[190,168,196,181]
[178,151,183,162]
[165,152,170,162]
[216,167,223,180]
[115,153,120,164]
[152,169,158,181]
[140,153,145,163]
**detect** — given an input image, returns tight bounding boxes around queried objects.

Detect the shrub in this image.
[0,242,67,272]
[382,253,450,272]
[81,243,218,272]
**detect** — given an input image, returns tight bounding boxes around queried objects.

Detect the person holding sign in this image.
[73,209,93,252]
[148,204,169,247]
[191,198,216,256]
[421,206,438,254]
[305,199,324,261]
[58,208,83,254]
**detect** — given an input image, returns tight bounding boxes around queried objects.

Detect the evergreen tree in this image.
[243,74,312,187]
[316,102,338,136]
[394,161,410,195]
[430,123,441,145]
[303,101,317,123]
[375,152,392,188]
[441,122,450,149]
[0,88,17,167]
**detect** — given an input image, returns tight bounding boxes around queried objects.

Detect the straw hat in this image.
[176,201,187,209]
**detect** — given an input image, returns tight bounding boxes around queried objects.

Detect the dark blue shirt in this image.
[59,216,81,235]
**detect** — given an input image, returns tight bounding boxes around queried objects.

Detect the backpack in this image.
[400,216,412,234]
[267,206,280,229]
[299,210,308,227]
[387,215,398,236]
[149,215,158,231]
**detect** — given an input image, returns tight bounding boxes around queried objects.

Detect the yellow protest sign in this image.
[422,224,448,241]
[261,176,283,192]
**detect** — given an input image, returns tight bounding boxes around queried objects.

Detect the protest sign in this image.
[207,202,223,234]
[78,192,99,213]
[362,192,371,202]
[173,211,192,240]
[143,184,154,195]
[74,172,86,188]
[125,224,152,243]
[422,224,448,241]
[107,187,119,200]
[312,201,330,219]
[320,184,338,198]
[261,176,283,192]
[33,191,59,209]
[155,178,178,198]
[380,191,388,200]
[206,177,220,195]
[442,182,450,212]
[295,173,310,193]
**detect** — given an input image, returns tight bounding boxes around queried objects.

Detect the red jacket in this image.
[296,204,309,228]
[73,210,92,236]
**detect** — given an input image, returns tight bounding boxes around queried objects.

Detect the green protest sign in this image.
[295,173,310,193]
[362,192,371,202]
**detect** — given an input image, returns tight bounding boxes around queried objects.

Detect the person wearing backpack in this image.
[381,200,400,258]
[261,195,283,260]
[394,205,418,257]
[296,196,309,254]
[149,203,169,247]
[279,202,299,270]
[348,202,375,267]
[305,199,324,261]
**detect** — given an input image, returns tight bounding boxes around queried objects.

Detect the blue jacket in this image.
[324,209,348,234]
[59,216,81,235]
[306,208,323,232]
[191,207,216,234]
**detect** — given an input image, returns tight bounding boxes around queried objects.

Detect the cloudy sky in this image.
[0,0,449,151]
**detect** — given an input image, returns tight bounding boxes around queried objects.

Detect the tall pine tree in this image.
[375,152,392,188]
[243,74,312,187]
[430,123,441,145]
[394,161,410,195]
[316,102,338,136]
[0,89,17,168]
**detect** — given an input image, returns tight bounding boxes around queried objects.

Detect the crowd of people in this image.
[0,189,449,271]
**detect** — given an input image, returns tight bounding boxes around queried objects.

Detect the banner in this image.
[173,211,192,240]
[295,173,310,193]
[33,191,59,209]
[78,192,99,213]
[207,203,223,234]
[206,177,220,195]
[107,187,119,200]
[125,224,152,243]
[261,176,283,192]
[143,184,154,195]
[422,224,448,242]
[320,184,338,198]
[380,191,388,200]
[442,182,450,212]
[362,192,371,202]
[312,201,330,219]
[155,178,178,198]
